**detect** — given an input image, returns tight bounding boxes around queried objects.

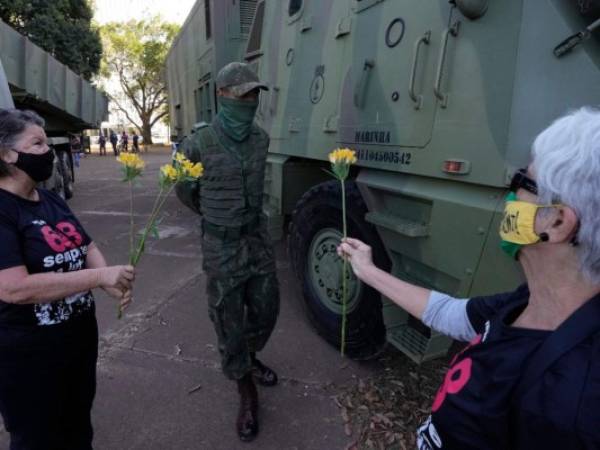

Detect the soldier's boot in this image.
[236,374,259,442]
[251,353,278,387]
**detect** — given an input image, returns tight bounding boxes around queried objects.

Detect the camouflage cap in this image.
[215,62,269,97]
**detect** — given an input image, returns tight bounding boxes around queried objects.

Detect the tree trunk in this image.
[142,122,153,145]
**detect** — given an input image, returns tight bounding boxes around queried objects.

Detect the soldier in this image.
[175,62,280,442]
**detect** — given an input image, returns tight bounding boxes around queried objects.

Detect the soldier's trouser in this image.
[207,272,280,380]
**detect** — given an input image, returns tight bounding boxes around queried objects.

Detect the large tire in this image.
[288,180,390,359]
[58,151,74,199]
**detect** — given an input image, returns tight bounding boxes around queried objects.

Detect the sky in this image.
[93,0,197,25]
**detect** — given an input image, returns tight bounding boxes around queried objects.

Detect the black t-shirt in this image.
[417,285,600,449]
[0,188,94,326]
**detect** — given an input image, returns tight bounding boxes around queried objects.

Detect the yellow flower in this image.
[186,162,204,179]
[117,153,145,170]
[328,148,357,165]
[179,160,201,178]
[160,164,178,182]
[174,152,187,163]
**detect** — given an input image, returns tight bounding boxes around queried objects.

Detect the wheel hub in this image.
[307,228,361,314]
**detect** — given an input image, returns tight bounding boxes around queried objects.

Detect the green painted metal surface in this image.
[0,19,108,131]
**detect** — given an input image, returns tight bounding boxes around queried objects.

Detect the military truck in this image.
[166,0,600,361]
[0,19,108,199]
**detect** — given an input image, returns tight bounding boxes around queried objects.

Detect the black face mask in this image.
[12,148,55,182]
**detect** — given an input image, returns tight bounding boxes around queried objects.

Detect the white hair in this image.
[532,107,600,283]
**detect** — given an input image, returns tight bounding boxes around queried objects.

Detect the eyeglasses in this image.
[509,169,538,195]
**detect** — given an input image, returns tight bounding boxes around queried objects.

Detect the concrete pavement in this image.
[0,150,380,450]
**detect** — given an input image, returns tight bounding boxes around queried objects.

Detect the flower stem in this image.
[341,178,348,357]
[120,180,135,319]
[131,185,174,266]
[129,181,134,265]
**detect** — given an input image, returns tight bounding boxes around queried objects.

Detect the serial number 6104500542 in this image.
[355,148,412,165]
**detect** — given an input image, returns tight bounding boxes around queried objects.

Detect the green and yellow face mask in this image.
[499,192,561,259]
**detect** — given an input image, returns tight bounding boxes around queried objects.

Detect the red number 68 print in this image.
[41,222,83,252]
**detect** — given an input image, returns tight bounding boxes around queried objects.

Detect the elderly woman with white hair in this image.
[338,107,600,449]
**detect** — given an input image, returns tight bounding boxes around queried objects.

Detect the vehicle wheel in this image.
[58,151,74,199]
[288,180,390,359]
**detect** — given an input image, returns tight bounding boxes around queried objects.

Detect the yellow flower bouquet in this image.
[116,152,203,317]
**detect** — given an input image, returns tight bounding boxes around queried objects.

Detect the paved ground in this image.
[0,149,384,449]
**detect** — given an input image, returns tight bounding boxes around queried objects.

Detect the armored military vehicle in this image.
[0,19,108,199]
[167,0,600,361]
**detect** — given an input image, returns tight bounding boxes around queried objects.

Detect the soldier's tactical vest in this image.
[196,121,269,227]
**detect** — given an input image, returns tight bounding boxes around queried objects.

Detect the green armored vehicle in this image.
[0,19,108,199]
[166,0,600,361]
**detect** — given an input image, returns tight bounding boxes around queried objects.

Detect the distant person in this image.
[110,132,119,156]
[0,108,134,450]
[71,134,82,168]
[132,132,139,153]
[98,134,107,156]
[121,131,128,153]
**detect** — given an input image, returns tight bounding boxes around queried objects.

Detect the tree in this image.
[0,0,102,80]
[100,17,179,145]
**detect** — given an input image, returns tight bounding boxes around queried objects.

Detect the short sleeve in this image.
[466,284,529,334]
[42,190,93,245]
[0,215,24,270]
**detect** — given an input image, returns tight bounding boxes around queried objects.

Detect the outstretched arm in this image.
[338,237,430,319]
[338,238,476,341]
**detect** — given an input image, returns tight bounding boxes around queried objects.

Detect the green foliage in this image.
[100,16,179,144]
[0,0,102,80]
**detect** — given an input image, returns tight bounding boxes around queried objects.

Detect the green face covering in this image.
[217,96,259,142]
[500,234,523,260]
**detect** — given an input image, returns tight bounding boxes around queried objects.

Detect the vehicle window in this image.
[289,0,302,16]
[205,0,212,39]
[246,0,265,58]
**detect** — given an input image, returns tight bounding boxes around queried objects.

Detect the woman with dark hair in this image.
[339,108,600,449]
[0,108,135,450]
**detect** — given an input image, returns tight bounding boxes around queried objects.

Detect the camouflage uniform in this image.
[177,63,280,381]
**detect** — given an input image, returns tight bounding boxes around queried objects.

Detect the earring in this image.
[539,232,549,242]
